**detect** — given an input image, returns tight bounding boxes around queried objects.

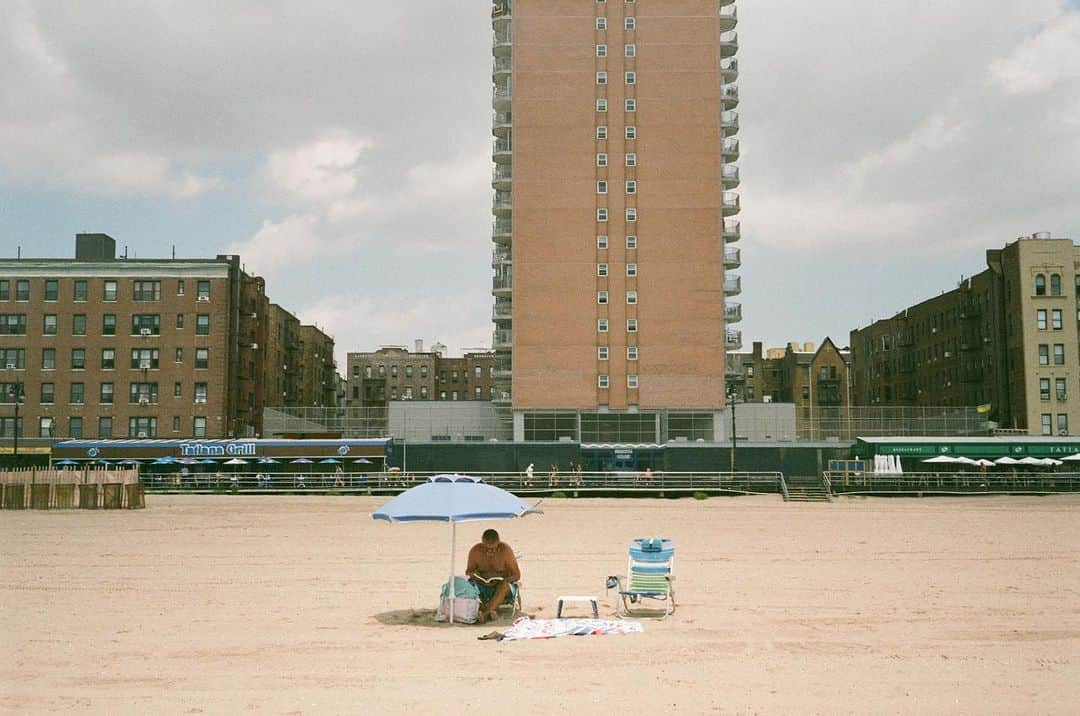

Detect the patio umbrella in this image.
[257,457,280,464]
[97,459,114,465]
[1041,458,1063,466]
[177,458,199,465]
[973,459,995,467]
[54,459,78,466]
[1016,456,1044,466]
[223,458,248,465]
[353,458,373,464]
[994,456,1021,465]
[372,475,541,623]
[921,455,957,464]
[152,456,177,465]
[953,457,979,466]
[1059,453,1080,462]
[291,458,313,464]
[198,458,217,464]
[319,458,341,464]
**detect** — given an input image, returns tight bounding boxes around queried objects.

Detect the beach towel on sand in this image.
[484,616,643,641]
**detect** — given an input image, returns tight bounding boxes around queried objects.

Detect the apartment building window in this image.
[597,235,609,249]
[625,125,636,139]
[195,348,209,369]
[627,374,639,388]
[378,364,385,377]
[420,386,428,399]
[420,365,427,378]
[100,382,114,404]
[597,153,608,166]
[103,280,117,301]
[177,279,185,295]
[626,208,637,221]
[626,291,637,304]
[128,417,157,438]
[42,348,56,370]
[1054,344,1065,364]
[43,315,57,335]
[626,235,637,249]
[597,208,608,221]
[627,318,638,332]
[69,382,84,404]
[1050,274,1062,296]
[194,382,208,404]
[133,280,161,301]
[174,381,183,397]
[1035,274,1046,295]
[71,348,86,370]
[0,280,8,300]
[625,180,636,194]
[597,263,608,277]
[596,71,607,85]
[596,17,607,30]
[131,348,160,370]
[596,44,607,57]
[1058,414,1069,435]
[1041,413,1052,435]
[196,314,210,335]
[72,314,86,335]
[101,348,115,370]
[598,374,609,389]
[627,346,638,360]
[40,383,54,404]
[103,314,116,335]
[98,416,112,438]
[626,263,637,277]
[0,348,25,369]
[39,417,53,438]
[598,319,609,332]
[405,364,414,378]
[73,280,88,301]
[1052,309,1063,330]
[69,417,83,439]
[625,71,636,85]
[15,280,30,301]
[132,314,161,335]
[44,279,59,301]
[1037,309,1047,330]
[597,181,608,194]
[197,280,211,300]
[596,99,607,112]
[0,315,25,335]
[1056,378,1067,401]
[625,99,636,112]
[625,44,635,58]
[597,291,609,304]
[625,17,635,29]
[193,416,207,437]
[1039,344,1049,365]
[597,125,608,139]
[598,347,609,360]
[175,347,183,363]
[1041,378,1051,401]
[172,416,181,432]
[129,383,159,404]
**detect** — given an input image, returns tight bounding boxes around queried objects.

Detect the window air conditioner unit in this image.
[140,328,151,336]
[250,343,259,350]
[1060,429,1068,436]
[195,398,207,404]
[250,313,258,319]
[5,363,14,370]
[138,397,149,405]
[137,431,148,438]
[197,296,210,302]
[140,361,151,370]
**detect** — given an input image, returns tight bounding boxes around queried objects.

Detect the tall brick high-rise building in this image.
[491,0,741,442]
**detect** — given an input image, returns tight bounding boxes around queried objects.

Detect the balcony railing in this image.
[721,110,739,134]
[493,329,513,348]
[493,218,512,243]
[724,273,741,295]
[492,247,512,265]
[493,138,512,162]
[492,165,512,187]
[723,138,740,159]
[722,165,740,187]
[719,5,738,29]
[724,247,741,268]
[725,329,743,350]
[493,30,512,53]
[492,302,513,321]
[723,220,740,243]
[492,0,511,20]
[720,31,738,57]
[724,302,742,323]
[493,84,512,105]
[493,190,512,212]
[492,272,513,292]
[493,56,511,75]
[722,191,740,214]
[720,57,739,80]
[721,85,739,108]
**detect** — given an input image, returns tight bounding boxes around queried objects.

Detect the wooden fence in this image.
[0,467,145,510]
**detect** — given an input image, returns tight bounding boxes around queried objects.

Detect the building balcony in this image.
[724,301,742,323]
[492,302,513,321]
[722,137,740,161]
[724,272,741,295]
[723,220,740,243]
[721,84,739,110]
[493,329,513,349]
[719,0,735,7]
[722,165,740,189]
[493,30,512,57]
[721,110,739,136]
[722,191,740,216]
[492,218,512,244]
[724,246,741,269]
[493,138,512,163]
[493,190,512,216]
[492,246,512,267]
[491,0,511,22]
[492,272,513,294]
[720,31,738,58]
[719,5,737,32]
[492,165,512,190]
[493,56,511,78]
[720,57,739,83]
[491,368,512,381]
[725,329,743,351]
[493,84,512,110]
[492,110,512,137]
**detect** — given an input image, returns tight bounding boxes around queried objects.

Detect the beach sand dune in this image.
[2,495,1078,714]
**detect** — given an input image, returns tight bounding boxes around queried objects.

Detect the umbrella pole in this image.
[449,521,456,624]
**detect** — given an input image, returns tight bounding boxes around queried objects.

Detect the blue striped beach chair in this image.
[609,538,675,617]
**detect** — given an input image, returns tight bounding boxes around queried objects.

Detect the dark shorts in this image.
[475,580,512,603]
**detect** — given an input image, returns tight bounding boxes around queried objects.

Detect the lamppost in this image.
[726,381,738,473]
[7,379,23,460]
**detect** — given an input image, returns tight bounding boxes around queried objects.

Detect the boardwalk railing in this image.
[141,470,785,496]
[824,471,1080,495]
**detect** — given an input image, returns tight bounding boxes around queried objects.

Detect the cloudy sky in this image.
[2,1,1078,365]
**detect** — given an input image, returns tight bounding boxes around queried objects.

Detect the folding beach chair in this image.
[608,537,675,617]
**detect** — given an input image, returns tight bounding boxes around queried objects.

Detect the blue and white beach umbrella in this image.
[373,475,541,623]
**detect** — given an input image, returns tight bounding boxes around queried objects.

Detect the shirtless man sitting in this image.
[465,528,521,623]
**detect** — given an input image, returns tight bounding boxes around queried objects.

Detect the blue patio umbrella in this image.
[373,475,541,623]
[198,458,217,464]
[119,458,142,464]
[257,457,280,464]
[152,456,177,465]
[290,458,313,464]
[97,459,114,465]
[352,458,373,464]
[54,459,78,467]
[319,457,341,464]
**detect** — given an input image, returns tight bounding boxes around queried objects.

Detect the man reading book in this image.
[466,528,521,623]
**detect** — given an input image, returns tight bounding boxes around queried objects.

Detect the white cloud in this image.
[989,11,1080,93]
[264,132,373,208]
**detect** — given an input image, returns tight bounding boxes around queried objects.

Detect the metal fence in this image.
[824,470,1080,495]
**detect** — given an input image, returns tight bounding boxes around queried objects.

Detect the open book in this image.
[469,574,505,584]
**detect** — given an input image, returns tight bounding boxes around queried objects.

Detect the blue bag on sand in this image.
[440,576,480,600]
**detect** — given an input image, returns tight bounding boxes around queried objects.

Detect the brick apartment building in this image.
[299,324,337,407]
[726,337,853,415]
[345,341,493,408]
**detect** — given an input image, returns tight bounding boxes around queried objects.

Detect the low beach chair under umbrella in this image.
[372,475,541,623]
